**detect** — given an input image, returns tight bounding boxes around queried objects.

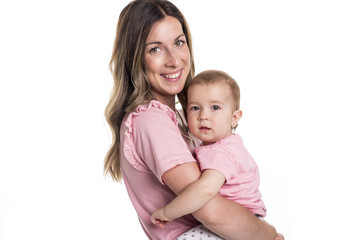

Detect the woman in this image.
[104,0,281,239]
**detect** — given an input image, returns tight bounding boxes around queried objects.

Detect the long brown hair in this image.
[104,0,195,181]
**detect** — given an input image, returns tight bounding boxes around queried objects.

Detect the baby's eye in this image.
[211,105,220,110]
[189,106,200,111]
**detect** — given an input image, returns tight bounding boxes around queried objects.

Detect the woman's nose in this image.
[165,49,179,67]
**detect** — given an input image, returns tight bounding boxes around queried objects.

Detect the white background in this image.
[0,0,359,239]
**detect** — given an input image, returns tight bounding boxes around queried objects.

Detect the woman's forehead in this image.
[146,16,184,43]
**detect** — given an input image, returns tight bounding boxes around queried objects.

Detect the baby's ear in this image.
[232,110,242,128]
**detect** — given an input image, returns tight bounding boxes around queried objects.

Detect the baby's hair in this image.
[189,70,240,110]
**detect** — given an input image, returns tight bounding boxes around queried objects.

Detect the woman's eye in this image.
[175,40,185,47]
[211,105,220,110]
[149,47,160,54]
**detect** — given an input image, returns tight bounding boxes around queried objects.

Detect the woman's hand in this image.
[150,208,171,228]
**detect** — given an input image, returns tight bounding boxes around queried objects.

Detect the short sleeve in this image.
[123,101,196,184]
[196,146,237,182]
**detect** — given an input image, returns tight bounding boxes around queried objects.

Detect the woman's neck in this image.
[161,98,176,111]
[147,92,176,111]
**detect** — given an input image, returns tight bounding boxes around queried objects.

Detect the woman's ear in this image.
[232,110,242,128]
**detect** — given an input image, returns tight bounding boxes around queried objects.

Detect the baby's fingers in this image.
[150,215,157,225]
[275,233,284,240]
[154,219,167,229]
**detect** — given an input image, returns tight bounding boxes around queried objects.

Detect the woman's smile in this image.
[144,16,190,106]
[160,69,183,82]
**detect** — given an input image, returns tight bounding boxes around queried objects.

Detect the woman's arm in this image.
[151,170,225,225]
[162,162,278,240]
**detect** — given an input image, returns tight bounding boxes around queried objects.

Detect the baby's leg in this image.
[176,225,223,240]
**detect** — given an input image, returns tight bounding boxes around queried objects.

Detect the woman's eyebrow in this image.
[145,41,162,46]
[175,34,186,40]
[145,34,185,46]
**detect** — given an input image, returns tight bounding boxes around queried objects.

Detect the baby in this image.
[151,70,267,238]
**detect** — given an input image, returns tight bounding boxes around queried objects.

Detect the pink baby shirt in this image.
[120,101,199,240]
[195,134,267,217]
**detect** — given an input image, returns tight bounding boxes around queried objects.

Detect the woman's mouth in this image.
[161,69,182,82]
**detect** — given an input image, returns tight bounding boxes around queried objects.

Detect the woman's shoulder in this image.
[124,100,178,133]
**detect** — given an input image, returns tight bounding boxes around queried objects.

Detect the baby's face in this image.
[187,83,240,145]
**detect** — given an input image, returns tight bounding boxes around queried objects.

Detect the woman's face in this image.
[144,16,190,106]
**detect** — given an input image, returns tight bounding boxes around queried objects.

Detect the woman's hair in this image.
[104,0,195,181]
[189,70,240,110]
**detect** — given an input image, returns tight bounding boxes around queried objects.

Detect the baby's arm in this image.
[151,169,225,227]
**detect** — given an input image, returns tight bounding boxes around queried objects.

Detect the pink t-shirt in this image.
[120,101,199,240]
[195,134,267,217]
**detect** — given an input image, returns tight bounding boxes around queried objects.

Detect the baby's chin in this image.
[201,141,215,146]
[198,137,217,146]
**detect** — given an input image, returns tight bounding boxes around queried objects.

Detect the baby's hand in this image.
[275,233,284,240]
[151,208,171,228]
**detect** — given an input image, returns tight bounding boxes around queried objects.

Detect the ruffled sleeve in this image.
[123,101,196,183]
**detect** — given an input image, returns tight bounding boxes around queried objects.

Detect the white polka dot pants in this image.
[176,225,223,240]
